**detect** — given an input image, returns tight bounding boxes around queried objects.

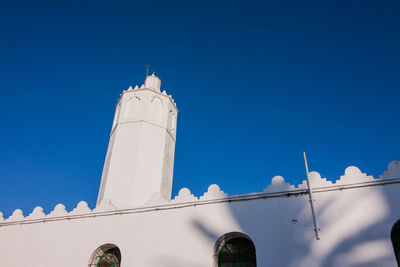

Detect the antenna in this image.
[303,151,320,240]
[146,65,150,78]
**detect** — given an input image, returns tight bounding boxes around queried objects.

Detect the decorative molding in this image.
[200,184,228,200]
[6,209,24,222]
[47,204,68,218]
[127,94,141,102]
[264,176,295,192]
[172,188,198,203]
[1,162,399,225]
[380,160,400,179]
[150,95,163,104]
[335,166,375,185]
[298,171,333,189]
[70,201,92,215]
[26,206,46,220]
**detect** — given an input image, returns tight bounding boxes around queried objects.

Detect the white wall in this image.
[1,162,400,267]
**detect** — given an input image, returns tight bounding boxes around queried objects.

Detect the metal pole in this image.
[303,151,320,240]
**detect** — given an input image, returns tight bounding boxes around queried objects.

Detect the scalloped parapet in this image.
[380,161,400,179]
[70,201,92,215]
[1,162,398,226]
[200,184,228,200]
[93,199,116,213]
[26,206,46,220]
[47,204,69,218]
[298,171,333,189]
[335,166,375,185]
[172,188,198,203]
[263,176,295,193]
[6,209,24,222]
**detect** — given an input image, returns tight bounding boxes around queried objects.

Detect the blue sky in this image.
[0,0,399,217]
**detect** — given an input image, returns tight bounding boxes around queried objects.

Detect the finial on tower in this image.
[144,71,161,92]
[146,64,150,78]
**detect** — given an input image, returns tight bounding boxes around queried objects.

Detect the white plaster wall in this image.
[1,163,400,267]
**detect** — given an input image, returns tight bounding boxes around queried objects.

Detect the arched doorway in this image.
[392,219,400,266]
[88,244,121,267]
[215,232,256,267]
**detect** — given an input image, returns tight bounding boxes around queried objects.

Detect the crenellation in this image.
[1,162,399,224]
[1,161,399,227]
[47,203,68,218]
[7,209,24,222]
[264,175,295,192]
[297,171,333,189]
[336,166,375,185]
[70,201,92,215]
[172,188,198,203]
[199,184,228,200]
[380,160,400,179]
[26,206,46,220]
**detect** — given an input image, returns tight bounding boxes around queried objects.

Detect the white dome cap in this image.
[144,73,161,92]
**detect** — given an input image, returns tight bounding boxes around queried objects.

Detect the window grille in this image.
[88,245,121,267]
[216,233,256,267]
[392,220,400,266]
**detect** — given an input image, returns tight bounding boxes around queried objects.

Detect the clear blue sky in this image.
[1,0,399,217]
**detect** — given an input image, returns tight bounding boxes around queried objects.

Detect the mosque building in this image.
[1,73,400,267]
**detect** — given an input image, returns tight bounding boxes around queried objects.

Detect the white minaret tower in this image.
[96,73,178,208]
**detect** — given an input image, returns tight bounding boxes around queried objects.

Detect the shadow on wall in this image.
[159,162,400,267]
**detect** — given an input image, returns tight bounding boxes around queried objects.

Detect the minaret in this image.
[96,73,178,208]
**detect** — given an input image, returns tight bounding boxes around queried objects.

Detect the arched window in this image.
[88,244,121,267]
[392,219,400,266]
[214,232,256,267]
